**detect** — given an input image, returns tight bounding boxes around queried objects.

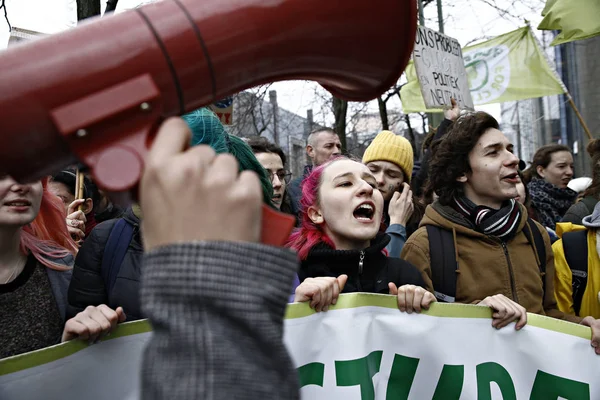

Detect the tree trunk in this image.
[332,97,348,153]
[77,0,101,21]
[105,0,119,14]
[377,96,389,131]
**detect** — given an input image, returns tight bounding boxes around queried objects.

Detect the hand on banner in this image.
[294,275,348,312]
[140,118,262,251]
[479,294,527,330]
[66,199,87,245]
[444,97,460,121]
[62,305,126,343]
[388,183,414,227]
[389,284,436,313]
[580,317,600,355]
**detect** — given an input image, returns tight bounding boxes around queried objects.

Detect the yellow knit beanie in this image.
[362,131,414,182]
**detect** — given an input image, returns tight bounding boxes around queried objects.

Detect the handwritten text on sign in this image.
[412,26,474,110]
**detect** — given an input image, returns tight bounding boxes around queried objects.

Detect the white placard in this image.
[412,26,474,110]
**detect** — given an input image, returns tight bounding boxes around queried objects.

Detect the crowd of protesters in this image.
[2,99,600,398]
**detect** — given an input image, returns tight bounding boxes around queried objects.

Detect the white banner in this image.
[285,294,599,399]
[0,294,598,399]
[412,26,474,110]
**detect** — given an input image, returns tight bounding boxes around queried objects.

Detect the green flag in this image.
[538,0,600,46]
[400,27,566,113]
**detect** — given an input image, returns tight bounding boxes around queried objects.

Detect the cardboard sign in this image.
[412,26,474,110]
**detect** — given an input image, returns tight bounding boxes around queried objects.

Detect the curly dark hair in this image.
[426,111,500,205]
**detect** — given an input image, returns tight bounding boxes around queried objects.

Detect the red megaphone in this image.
[0,0,417,244]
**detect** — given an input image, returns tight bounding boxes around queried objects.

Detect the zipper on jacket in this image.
[358,251,365,275]
[501,241,519,302]
[356,251,365,291]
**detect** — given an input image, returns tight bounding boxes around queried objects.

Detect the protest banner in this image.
[411,26,473,110]
[401,26,565,113]
[1,294,598,399]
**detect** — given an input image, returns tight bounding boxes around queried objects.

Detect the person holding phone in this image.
[363,131,415,257]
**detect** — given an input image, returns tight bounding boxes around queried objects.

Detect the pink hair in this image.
[286,158,348,260]
[19,178,78,270]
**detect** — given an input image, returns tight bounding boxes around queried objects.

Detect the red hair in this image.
[286,158,348,260]
[20,178,78,270]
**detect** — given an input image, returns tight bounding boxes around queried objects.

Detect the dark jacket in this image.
[67,207,144,321]
[94,201,124,224]
[288,165,313,220]
[562,196,597,226]
[299,233,426,293]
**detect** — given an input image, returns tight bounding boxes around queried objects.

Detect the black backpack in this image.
[561,229,590,316]
[426,219,547,304]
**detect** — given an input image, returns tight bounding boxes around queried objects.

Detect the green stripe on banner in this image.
[285,293,492,319]
[284,293,591,340]
[0,294,592,376]
[0,320,152,376]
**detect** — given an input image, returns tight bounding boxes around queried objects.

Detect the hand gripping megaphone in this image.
[0,0,416,244]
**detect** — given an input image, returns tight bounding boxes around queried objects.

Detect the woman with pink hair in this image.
[0,176,124,358]
[288,157,435,312]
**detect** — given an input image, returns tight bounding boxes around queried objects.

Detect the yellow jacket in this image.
[553,222,600,318]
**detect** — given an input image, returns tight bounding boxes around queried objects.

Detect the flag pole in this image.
[566,92,593,140]
[527,22,594,141]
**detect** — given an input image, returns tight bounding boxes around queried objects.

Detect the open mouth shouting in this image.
[353,201,375,222]
[501,172,519,184]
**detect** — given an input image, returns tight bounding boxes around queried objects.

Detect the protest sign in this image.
[1,294,598,399]
[412,26,473,110]
[401,27,565,113]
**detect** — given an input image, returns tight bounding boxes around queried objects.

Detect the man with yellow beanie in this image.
[363,131,415,258]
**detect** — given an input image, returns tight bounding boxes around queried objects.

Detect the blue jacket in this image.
[288,165,313,220]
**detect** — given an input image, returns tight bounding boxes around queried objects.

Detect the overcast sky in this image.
[0,0,550,125]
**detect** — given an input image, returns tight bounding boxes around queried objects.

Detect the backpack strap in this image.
[100,219,135,298]
[523,219,547,296]
[426,225,457,303]
[562,229,589,316]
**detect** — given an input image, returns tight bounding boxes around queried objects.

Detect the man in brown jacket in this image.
[401,111,600,354]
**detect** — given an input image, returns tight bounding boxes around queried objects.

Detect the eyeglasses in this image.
[266,170,292,184]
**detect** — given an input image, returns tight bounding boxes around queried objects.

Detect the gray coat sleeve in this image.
[561,201,589,226]
[140,242,300,400]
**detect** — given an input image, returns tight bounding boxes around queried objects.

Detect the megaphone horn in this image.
[0,0,417,196]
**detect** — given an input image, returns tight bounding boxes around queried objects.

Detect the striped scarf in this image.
[452,197,521,238]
